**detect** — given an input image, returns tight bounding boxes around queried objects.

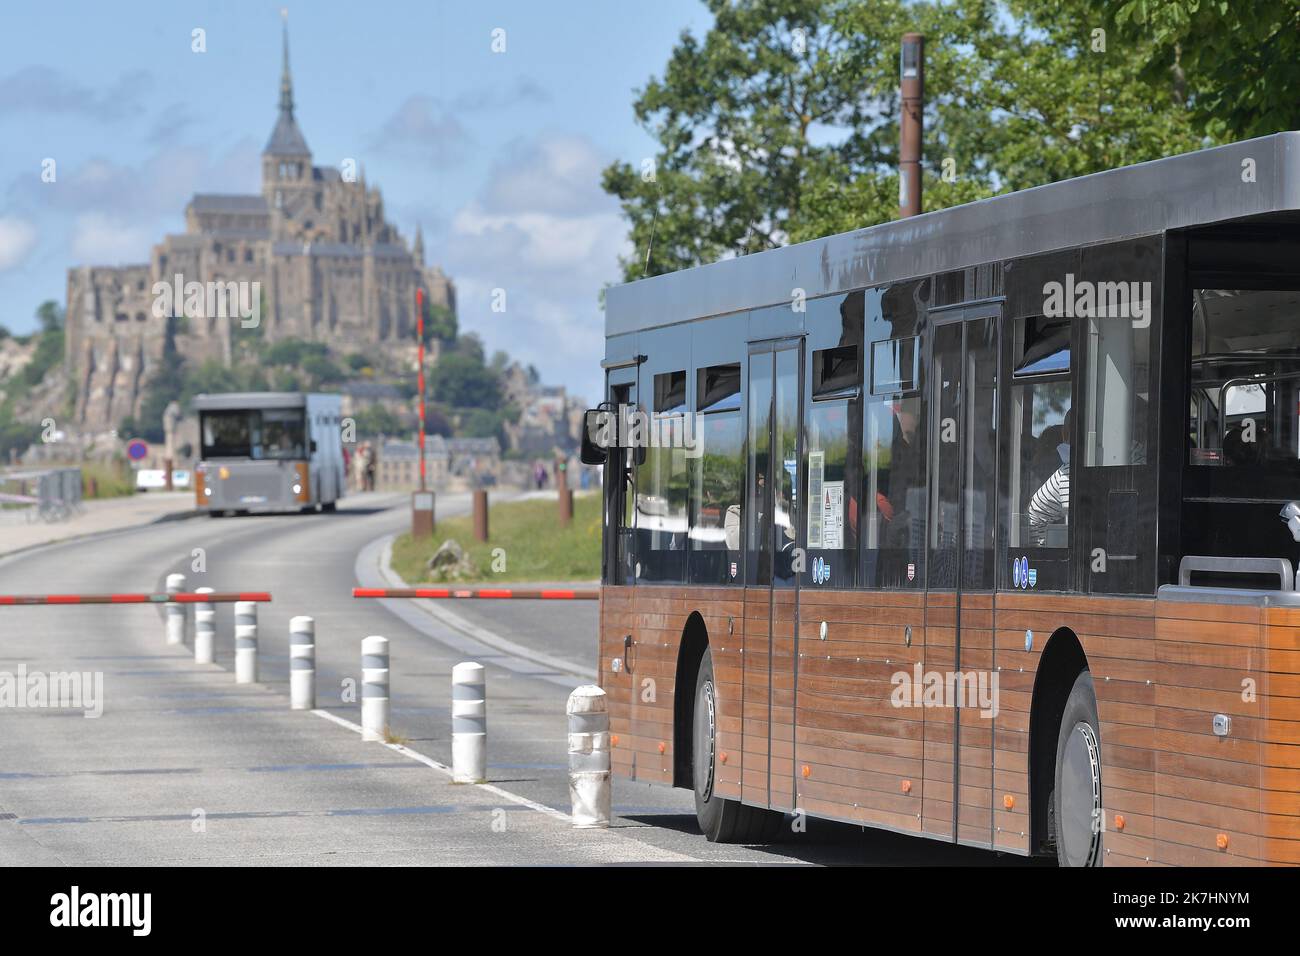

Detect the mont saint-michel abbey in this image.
[65,24,455,429]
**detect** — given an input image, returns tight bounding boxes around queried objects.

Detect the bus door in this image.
[924,305,999,846]
[743,338,803,811]
[604,367,638,585]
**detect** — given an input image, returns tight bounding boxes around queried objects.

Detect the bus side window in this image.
[862,335,926,588]
[689,363,743,585]
[1009,316,1072,552]
[635,371,688,583]
[803,345,859,588]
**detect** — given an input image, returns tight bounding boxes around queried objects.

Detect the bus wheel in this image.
[1053,670,1103,867]
[321,501,337,513]
[692,648,782,844]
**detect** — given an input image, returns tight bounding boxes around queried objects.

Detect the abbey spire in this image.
[263,11,310,158]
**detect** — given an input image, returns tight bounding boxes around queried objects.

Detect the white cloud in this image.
[69,213,153,266]
[0,216,37,271]
[438,132,631,402]
[371,96,472,168]
[0,66,151,120]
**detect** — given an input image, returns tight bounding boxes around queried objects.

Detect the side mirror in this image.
[580,409,609,465]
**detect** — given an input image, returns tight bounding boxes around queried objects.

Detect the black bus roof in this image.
[605,131,1300,339]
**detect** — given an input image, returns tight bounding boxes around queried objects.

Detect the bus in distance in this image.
[194,392,345,516]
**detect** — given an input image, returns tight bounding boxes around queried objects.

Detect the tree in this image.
[604,0,1206,272]
[430,351,501,410]
[459,407,505,443]
[353,404,405,437]
[422,299,458,344]
[35,300,63,334]
[1112,0,1300,142]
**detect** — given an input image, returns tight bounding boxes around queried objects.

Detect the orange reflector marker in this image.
[901,780,912,794]
[1216,833,1229,850]
[719,752,728,764]
[610,734,619,747]
[1115,814,1126,831]
[801,765,811,779]
[657,741,666,754]
[1003,794,1015,810]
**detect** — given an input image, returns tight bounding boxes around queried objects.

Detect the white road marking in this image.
[310,708,571,823]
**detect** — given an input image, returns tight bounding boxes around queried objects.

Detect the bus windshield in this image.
[201,409,306,460]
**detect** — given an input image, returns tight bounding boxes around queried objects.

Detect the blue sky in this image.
[0,0,714,401]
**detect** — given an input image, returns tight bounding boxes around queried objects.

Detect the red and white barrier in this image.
[352,587,596,601]
[0,591,272,606]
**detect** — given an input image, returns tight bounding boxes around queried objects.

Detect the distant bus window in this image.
[260,409,306,459]
[202,412,252,458]
[201,409,306,461]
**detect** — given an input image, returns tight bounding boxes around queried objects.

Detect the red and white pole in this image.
[417,286,427,491]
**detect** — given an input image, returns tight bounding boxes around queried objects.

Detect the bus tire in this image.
[322,500,337,513]
[1053,670,1103,867]
[692,648,783,844]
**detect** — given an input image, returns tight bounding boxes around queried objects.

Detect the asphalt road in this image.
[0,491,1044,866]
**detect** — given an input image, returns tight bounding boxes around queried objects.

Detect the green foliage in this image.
[35,300,63,334]
[0,415,40,460]
[300,351,345,384]
[263,338,329,367]
[458,407,506,441]
[0,302,67,444]
[422,299,458,344]
[352,404,405,436]
[431,350,501,410]
[1111,0,1300,141]
[603,0,1215,278]
[80,460,136,499]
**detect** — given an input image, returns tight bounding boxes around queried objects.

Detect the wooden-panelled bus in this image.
[588,132,1300,866]
[194,392,345,515]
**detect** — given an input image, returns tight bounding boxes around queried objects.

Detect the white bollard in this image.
[451,662,487,783]
[567,685,611,828]
[165,573,186,645]
[361,635,389,742]
[234,601,258,683]
[289,616,316,711]
[194,587,216,664]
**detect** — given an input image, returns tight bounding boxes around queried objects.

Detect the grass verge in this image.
[390,492,601,584]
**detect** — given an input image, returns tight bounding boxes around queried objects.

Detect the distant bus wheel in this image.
[322,501,337,513]
[692,648,782,844]
[1054,670,1103,867]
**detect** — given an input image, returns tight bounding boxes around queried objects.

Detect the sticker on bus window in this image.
[907,563,915,581]
[807,451,825,547]
[812,556,831,584]
[821,481,844,550]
